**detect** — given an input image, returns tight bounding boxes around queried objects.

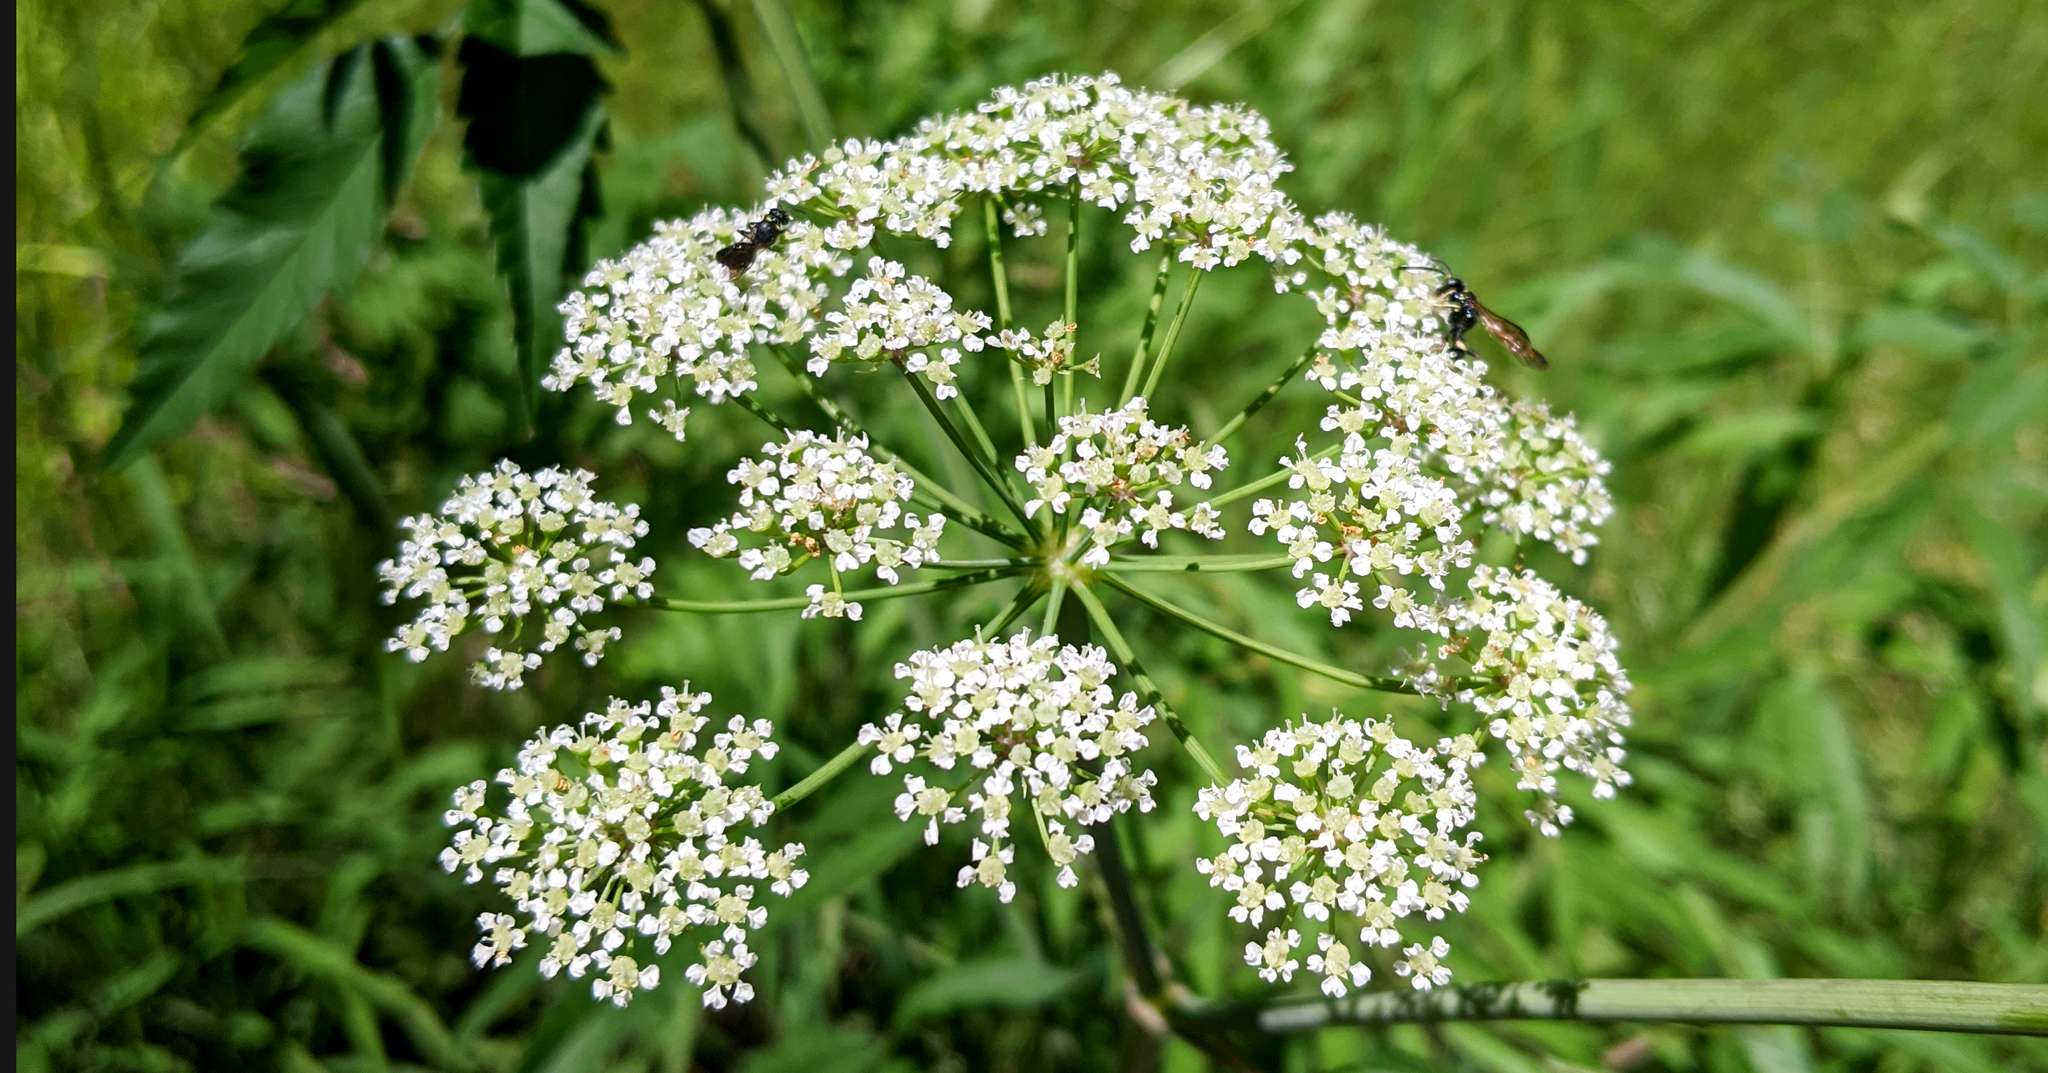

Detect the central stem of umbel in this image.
[388,73,1642,1032]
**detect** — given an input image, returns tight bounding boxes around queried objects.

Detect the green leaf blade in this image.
[100,37,440,473]
[455,2,616,427]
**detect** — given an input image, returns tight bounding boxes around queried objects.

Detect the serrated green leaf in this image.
[455,3,614,427]
[172,0,381,155]
[473,106,605,424]
[101,37,440,473]
[464,0,619,57]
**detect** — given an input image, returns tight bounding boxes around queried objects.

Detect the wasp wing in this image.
[1476,304,1548,370]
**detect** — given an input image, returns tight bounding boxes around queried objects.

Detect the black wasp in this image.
[714,208,793,278]
[1407,265,1549,370]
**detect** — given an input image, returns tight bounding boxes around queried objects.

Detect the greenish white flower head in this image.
[1448,566,1632,835]
[1016,397,1229,565]
[807,256,991,399]
[441,685,806,1009]
[1195,714,1486,995]
[377,462,652,690]
[1249,423,1474,627]
[687,429,944,620]
[545,209,850,439]
[861,632,1159,900]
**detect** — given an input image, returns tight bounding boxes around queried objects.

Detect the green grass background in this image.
[15,0,2048,1070]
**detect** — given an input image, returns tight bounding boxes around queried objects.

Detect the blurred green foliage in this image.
[15,0,2048,1071]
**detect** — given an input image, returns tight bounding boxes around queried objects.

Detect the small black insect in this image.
[1404,265,1549,370]
[714,208,793,278]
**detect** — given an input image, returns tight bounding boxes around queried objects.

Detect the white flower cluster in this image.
[807,257,992,400]
[859,632,1159,901]
[761,72,1305,269]
[688,430,944,621]
[377,462,654,690]
[1477,400,1615,564]
[545,208,852,439]
[441,685,808,1009]
[989,320,1088,385]
[1445,566,1633,835]
[1288,215,1501,471]
[1195,714,1486,996]
[1249,420,1474,628]
[1284,213,1614,564]
[1015,398,1229,565]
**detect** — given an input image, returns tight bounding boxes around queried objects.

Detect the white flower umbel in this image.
[1195,713,1486,996]
[1287,216,1500,472]
[545,207,852,438]
[1285,213,1615,562]
[860,632,1159,901]
[687,430,944,620]
[761,73,1305,269]
[440,685,808,1009]
[989,320,1089,386]
[1474,399,1614,564]
[397,75,1644,1017]
[1248,424,1474,628]
[1015,398,1229,565]
[377,461,654,690]
[1445,566,1632,835]
[807,257,990,400]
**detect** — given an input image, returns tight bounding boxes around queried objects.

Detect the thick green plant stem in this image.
[1206,342,1319,447]
[1174,979,2048,1037]
[1139,268,1204,401]
[1092,819,1163,997]
[772,740,869,811]
[1096,573,1441,695]
[1070,581,1226,784]
[1041,574,1069,638]
[645,567,1020,614]
[951,384,1006,480]
[1090,814,1263,1072]
[1121,251,1177,403]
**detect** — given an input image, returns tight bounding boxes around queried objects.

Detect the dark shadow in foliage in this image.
[456,0,619,429]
